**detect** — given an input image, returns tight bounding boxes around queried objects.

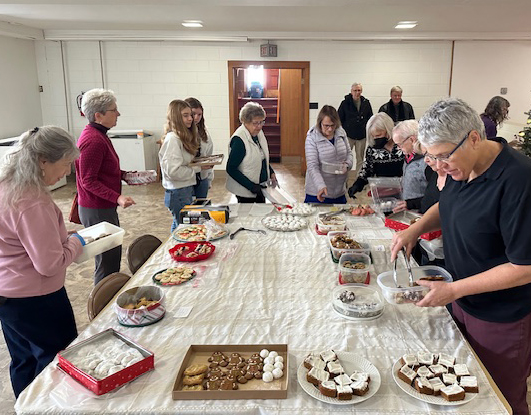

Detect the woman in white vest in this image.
[226,102,277,203]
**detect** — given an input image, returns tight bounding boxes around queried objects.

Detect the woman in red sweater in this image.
[75,88,135,284]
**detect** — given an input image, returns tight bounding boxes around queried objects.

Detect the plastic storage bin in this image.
[321,161,347,175]
[332,284,384,320]
[262,185,297,206]
[328,231,370,262]
[316,213,347,234]
[368,177,402,213]
[339,253,371,284]
[377,265,453,305]
[75,222,125,264]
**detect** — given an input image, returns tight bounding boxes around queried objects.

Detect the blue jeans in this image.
[165,186,194,232]
[193,178,210,199]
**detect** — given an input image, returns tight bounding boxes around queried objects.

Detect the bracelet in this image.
[70,233,86,246]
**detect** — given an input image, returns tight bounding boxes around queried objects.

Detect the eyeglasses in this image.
[251,120,266,126]
[322,123,336,130]
[424,131,471,163]
[396,135,412,148]
[106,107,119,113]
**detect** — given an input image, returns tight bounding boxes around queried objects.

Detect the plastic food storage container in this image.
[262,185,297,206]
[316,213,347,234]
[328,231,370,262]
[377,265,453,305]
[332,284,384,320]
[75,222,125,264]
[322,161,346,175]
[384,211,442,240]
[115,286,165,327]
[368,177,402,200]
[339,253,371,284]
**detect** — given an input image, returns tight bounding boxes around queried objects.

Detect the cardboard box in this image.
[57,328,154,395]
[179,205,230,224]
[75,222,125,263]
[384,211,442,241]
[172,344,289,400]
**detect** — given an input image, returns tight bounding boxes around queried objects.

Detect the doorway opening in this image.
[228,61,310,170]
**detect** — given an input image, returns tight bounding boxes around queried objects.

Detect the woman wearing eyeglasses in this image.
[76,88,136,285]
[390,120,428,213]
[391,98,531,415]
[304,105,352,203]
[347,112,405,199]
[226,102,277,203]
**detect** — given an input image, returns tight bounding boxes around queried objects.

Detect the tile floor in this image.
[0,161,528,414]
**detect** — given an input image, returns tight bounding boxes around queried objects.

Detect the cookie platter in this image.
[172,224,228,242]
[172,344,288,400]
[262,214,307,232]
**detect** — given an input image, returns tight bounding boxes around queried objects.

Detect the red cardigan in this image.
[75,123,124,209]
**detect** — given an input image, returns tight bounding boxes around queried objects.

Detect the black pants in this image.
[0,287,77,398]
[236,192,265,204]
[79,206,122,285]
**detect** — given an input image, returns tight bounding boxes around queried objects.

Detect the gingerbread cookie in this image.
[182,373,205,386]
[184,364,208,376]
[206,375,222,390]
[219,375,239,390]
[228,367,248,384]
[227,353,246,368]
[208,351,228,367]
[206,367,226,379]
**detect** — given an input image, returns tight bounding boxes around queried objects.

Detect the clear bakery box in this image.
[368,177,402,213]
[377,265,453,305]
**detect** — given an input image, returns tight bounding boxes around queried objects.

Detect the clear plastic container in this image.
[262,185,297,206]
[374,197,399,213]
[332,284,384,320]
[339,253,371,284]
[368,177,402,207]
[377,265,453,305]
[328,231,370,262]
[316,213,347,234]
[322,161,346,175]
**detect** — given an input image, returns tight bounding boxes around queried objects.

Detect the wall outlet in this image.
[500,87,508,95]
[38,85,43,92]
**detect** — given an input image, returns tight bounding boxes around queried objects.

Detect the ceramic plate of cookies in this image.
[392,352,479,406]
[297,350,381,405]
[152,267,196,286]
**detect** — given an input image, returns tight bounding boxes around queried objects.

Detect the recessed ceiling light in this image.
[395,21,418,29]
[182,20,203,28]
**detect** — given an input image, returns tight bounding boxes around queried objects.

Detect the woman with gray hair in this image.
[391,119,429,212]
[76,88,135,284]
[391,97,531,415]
[226,101,277,203]
[347,112,404,198]
[0,126,85,397]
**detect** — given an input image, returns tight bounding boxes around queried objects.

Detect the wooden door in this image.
[279,69,304,157]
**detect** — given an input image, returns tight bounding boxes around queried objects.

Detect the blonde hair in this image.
[366,113,394,146]
[163,100,199,155]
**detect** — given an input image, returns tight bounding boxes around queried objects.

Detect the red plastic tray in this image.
[169,241,215,262]
[384,217,442,241]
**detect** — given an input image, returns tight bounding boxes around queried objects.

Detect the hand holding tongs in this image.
[392,247,415,287]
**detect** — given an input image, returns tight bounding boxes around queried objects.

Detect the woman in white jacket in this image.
[185,97,214,199]
[304,105,353,203]
[159,100,211,231]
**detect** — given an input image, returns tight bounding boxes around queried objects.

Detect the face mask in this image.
[373,137,387,149]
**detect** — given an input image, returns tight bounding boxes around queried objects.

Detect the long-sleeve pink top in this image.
[0,188,83,298]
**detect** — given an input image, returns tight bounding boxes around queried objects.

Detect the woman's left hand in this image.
[392,200,407,213]
[269,173,278,188]
[415,280,459,307]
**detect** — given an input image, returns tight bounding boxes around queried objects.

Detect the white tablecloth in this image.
[15,205,510,414]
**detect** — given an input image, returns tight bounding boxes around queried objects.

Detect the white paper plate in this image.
[391,358,478,406]
[262,217,307,232]
[276,205,316,217]
[297,351,381,405]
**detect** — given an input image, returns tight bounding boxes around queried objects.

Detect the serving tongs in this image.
[321,207,350,221]
[229,227,266,240]
[392,247,415,287]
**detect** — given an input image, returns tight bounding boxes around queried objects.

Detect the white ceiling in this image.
[0,0,530,41]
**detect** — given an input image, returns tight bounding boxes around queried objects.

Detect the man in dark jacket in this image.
[379,85,415,123]
[338,83,373,175]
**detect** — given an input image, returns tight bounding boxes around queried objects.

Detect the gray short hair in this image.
[351,83,362,89]
[418,98,486,147]
[391,85,403,94]
[82,88,117,123]
[0,126,79,209]
[393,120,419,142]
[239,102,266,124]
[366,113,394,146]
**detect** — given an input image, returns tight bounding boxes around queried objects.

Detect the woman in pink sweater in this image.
[0,126,85,398]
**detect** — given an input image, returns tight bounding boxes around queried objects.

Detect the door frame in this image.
[228,60,310,159]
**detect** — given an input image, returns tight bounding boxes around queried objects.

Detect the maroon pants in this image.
[452,302,531,415]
